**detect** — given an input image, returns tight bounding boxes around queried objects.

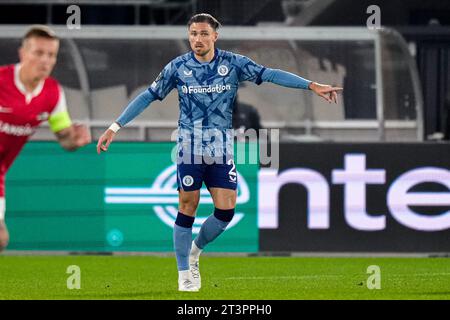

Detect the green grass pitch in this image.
[0,255,449,300]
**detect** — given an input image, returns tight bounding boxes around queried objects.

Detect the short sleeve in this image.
[235,54,266,85]
[148,62,177,100]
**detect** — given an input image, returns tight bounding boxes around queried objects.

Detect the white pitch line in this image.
[387,273,450,277]
[226,273,450,280]
[226,275,344,280]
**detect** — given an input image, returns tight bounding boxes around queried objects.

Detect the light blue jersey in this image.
[148,49,265,162]
[116,48,311,163]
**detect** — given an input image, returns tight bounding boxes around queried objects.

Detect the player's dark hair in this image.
[188,13,221,31]
[22,25,58,43]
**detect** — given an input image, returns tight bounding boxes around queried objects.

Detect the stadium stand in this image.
[0,0,436,142]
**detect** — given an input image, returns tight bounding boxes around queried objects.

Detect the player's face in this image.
[19,37,59,81]
[188,22,218,57]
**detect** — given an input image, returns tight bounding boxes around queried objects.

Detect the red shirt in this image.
[0,64,68,196]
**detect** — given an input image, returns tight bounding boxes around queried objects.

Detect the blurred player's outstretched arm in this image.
[55,123,91,151]
[47,94,92,151]
[97,90,156,154]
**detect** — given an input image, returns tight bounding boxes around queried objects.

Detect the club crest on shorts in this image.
[182,175,194,187]
[218,65,229,76]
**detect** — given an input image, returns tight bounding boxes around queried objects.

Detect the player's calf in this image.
[0,220,9,252]
[189,208,235,289]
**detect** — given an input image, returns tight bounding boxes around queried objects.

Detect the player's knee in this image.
[179,196,199,214]
[179,202,198,215]
[214,207,235,223]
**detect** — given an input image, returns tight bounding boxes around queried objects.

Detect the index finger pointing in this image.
[322,87,343,93]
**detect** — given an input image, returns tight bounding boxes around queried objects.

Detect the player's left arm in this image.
[261,68,343,104]
[236,54,342,103]
[50,87,91,151]
[54,123,91,151]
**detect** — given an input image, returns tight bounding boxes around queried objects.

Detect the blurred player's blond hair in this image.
[22,25,58,47]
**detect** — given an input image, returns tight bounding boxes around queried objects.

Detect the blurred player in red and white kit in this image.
[0,25,91,251]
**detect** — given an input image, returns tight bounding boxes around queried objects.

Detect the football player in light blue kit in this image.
[97,13,342,292]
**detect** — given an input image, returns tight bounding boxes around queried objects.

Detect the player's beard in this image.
[199,50,209,57]
[194,44,210,57]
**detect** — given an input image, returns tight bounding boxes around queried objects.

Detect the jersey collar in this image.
[14,64,45,104]
[191,48,219,65]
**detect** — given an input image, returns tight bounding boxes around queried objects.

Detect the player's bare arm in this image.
[308,82,343,104]
[55,123,91,151]
[96,127,117,154]
[97,90,153,155]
